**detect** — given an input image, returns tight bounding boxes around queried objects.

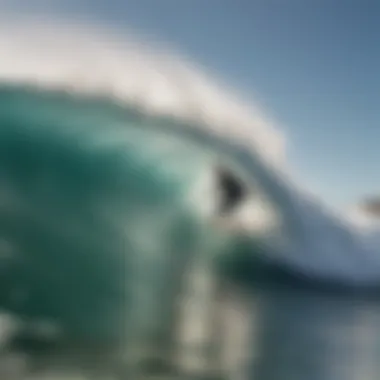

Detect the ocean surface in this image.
[228,256,380,380]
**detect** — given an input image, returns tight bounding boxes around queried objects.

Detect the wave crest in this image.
[0,14,286,171]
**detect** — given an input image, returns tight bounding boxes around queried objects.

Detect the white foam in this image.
[0,14,286,171]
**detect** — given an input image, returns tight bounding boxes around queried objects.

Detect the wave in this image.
[0,14,379,291]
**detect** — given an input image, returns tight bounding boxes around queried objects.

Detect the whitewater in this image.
[0,16,380,287]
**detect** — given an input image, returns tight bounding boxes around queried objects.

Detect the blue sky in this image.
[5,0,380,207]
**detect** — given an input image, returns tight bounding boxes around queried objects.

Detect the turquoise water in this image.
[1,85,380,380]
[0,85,219,344]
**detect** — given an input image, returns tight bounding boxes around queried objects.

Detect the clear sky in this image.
[4,0,380,207]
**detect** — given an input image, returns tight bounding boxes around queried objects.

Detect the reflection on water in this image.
[1,254,380,380]
[243,266,380,380]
